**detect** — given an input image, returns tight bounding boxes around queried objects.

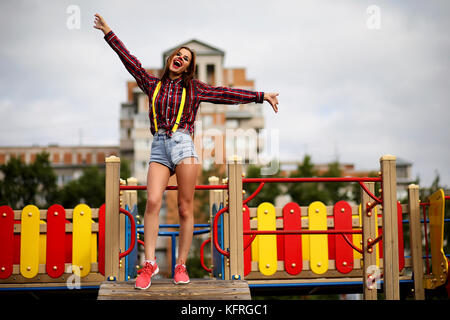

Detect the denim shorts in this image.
[149,130,199,175]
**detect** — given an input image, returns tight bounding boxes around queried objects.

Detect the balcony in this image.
[225,110,253,119]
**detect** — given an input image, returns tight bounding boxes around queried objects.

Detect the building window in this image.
[97,152,105,164]
[228,104,239,111]
[226,120,238,128]
[77,153,83,164]
[202,115,213,127]
[53,153,60,164]
[203,136,214,149]
[64,152,72,165]
[207,64,215,85]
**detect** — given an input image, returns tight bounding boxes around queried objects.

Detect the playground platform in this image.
[97,278,251,300]
[1,154,448,300]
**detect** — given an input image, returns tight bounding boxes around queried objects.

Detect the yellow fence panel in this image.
[20,205,40,278]
[72,204,92,277]
[257,202,277,276]
[308,201,328,274]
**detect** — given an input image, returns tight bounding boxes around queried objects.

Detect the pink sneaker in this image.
[135,261,159,290]
[173,264,190,284]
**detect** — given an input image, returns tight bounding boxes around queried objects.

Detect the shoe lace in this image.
[142,262,155,276]
[175,264,187,274]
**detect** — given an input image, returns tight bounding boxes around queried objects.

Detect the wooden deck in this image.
[97,278,251,300]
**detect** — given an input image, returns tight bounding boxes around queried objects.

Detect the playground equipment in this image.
[0,154,448,300]
[204,155,449,300]
[0,163,139,290]
[0,204,106,289]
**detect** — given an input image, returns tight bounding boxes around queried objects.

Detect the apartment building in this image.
[119,39,265,274]
[0,145,119,186]
[120,39,265,184]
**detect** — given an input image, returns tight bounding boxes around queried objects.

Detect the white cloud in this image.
[0,0,449,188]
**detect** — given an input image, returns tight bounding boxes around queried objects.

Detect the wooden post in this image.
[362,182,378,300]
[208,176,220,224]
[208,176,219,278]
[105,156,121,281]
[407,184,425,300]
[126,177,138,210]
[227,156,244,280]
[380,155,400,300]
[119,179,126,281]
[222,176,230,280]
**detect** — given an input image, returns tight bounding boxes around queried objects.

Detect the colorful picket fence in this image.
[242,200,405,278]
[0,204,106,284]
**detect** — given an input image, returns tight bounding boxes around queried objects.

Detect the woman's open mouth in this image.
[173,59,182,69]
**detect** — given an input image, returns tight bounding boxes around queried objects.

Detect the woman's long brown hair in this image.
[161,46,196,88]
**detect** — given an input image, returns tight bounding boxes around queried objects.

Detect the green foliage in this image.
[58,155,131,208]
[287,155,325,205]
[120,157,132,180]
[58,166,105,208]
[0,152,57,209]
[322,161,347,204]
[195,163,225,222]
[244,164,282,207]
[0,152,131,210]
[287,155,350,206]
[348,171,380,204]
[186,237,210,279]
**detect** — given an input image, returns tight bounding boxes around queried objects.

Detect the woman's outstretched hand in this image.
[93,13,111,35]
[264,93,279,113]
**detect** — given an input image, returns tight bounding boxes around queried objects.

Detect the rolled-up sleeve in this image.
[194,79,264,105]
[104,31,158,95]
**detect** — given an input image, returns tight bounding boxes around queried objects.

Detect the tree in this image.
[244,163,283,207]
[287,155,328,206]
[57,158,132,209]
[120,157,132,180]
[321,161,348,204]
[58,166,105,208]
[286,155,354,206]
[0,152,57,209]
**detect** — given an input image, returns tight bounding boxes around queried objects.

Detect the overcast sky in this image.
[0,0,449,188]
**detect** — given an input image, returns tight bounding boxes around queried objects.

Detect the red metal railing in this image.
[242,177,382,183]
[200,238,212,273]
[212,176,382,258]
[118,208,136,259]
[119,176,388,268]
[119,185,227,191]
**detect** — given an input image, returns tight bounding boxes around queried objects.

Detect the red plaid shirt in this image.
[104,31,264,135]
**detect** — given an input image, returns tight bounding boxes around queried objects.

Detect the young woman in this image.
[94,13,279,289]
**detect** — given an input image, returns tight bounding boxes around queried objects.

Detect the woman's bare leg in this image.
[144,162,170,261]
[175,158,199,265]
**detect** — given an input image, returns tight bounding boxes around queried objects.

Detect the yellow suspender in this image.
[152,81,186,133]
[151,82,161,132]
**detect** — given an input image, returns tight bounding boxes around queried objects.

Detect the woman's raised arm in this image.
[93,13,111,35]
[263,93,279,113]
[93,14,158,95]
[195,79,279,113]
